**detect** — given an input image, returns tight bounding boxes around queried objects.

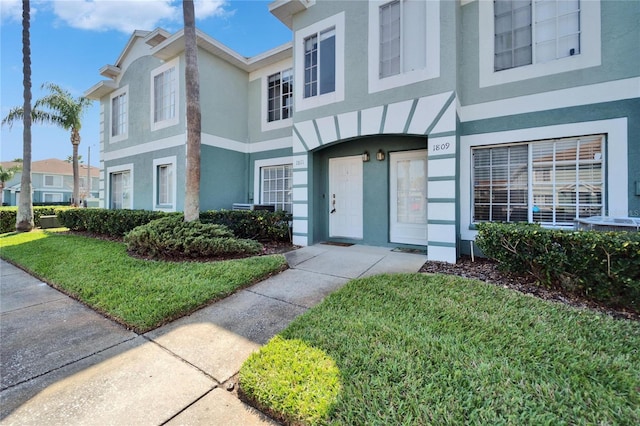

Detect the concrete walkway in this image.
[0,244,426,425]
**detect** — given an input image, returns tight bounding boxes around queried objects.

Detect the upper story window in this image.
[472,135,603,226]
[43,174,63,188]
[480,0,599,87]
[304,28,335,98]
[150,58,179,131]
[379,0,426,78]
[295,12,345,111]
[494,0,581,72]
[368,0,440,93]
[110,85,128,143]
[268,68,293,122]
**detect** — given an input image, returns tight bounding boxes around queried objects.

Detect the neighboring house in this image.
[0,159,100,206]
[85,0,640,263]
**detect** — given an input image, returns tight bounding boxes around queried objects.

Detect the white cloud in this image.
[1,0,39,23]
[51,0,228,34]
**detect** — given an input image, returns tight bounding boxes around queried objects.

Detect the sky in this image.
[0,0,292,166]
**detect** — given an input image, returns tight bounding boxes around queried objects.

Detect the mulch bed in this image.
[420,255,639,321]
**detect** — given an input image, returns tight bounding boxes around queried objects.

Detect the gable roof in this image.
[0,159,100,178]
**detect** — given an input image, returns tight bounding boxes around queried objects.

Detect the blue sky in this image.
[0,0,292,166]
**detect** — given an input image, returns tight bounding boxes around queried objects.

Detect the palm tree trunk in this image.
[183,0,201,222]
[71,128,80,206]
[16,0,33,231]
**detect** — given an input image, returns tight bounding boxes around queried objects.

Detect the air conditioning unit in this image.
[575,216,640,232]
[232,203,275,212]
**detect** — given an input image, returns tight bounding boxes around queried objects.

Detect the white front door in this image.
[390,150,428,245]
[329,156,363,239]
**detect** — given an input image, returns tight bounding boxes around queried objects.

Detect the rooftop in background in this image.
[0,159,100,178]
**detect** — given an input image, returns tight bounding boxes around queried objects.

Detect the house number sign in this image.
[428,138,455,156]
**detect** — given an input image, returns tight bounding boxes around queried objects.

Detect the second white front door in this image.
[390,150,428,245]
[329,156,363,239]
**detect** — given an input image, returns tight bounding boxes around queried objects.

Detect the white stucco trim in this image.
[109,85,129,144]
[460,118,628,241]
[103,134,184,161]
[460,77,640,122]
[249,136,292,153]
[152,156,177,212]
[478,0,601,88]
[150,57,180,132]
[367,0,440,94]
[294,12,346,112]
[253,156,294,205]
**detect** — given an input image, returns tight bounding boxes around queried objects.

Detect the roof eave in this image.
[84,80,118,100]
[269,0,313,29]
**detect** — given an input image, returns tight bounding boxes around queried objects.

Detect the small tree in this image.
[2,83,92,207]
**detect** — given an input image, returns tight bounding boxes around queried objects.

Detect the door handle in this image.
[331,194,336,214]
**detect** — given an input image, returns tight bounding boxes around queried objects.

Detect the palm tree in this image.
[183,0,201,222]
[0,164,22,205]
[16,0,33,231]
[2,84,92,207]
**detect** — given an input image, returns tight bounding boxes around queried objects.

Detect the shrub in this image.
[476,222,640,310]
[200,209,291,242]
[239,336,342,425]
[124,215,263,259]
[0,206,73,233]
[57,208,171,236]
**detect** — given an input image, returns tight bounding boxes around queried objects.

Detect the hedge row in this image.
[200,210,291,242]
[475,222,640,311]
[0,206,73,233]
[55,208,291,241]
[57,209,171,237]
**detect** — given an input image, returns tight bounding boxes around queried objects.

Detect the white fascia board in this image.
[269,0,314,29]
[152,29,292,74]
[99,65,120,79]
[84,80,118,100]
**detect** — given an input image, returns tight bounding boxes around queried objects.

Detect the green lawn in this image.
[0,230,287,332]
[240,273,640,425]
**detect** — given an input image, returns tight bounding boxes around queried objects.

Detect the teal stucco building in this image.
[86,0,640,263]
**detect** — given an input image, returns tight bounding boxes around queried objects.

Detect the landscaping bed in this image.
[420,255,640,321]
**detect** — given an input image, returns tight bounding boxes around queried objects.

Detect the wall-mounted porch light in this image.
[362,151,370,162]
[376,149,386,161]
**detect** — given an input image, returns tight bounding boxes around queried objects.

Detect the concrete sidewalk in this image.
[1,244,426,425]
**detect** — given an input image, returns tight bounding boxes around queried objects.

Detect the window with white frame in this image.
[157,164,173,206]
[268,69,293,122]
[43,174,63,188]
[43,193,63,203]
[151,58,179,131]
[368,0,439,93]
[304,28,335,98]
[153,157,176,211]
[379,0,426,78]
[110,86,128,141]
[110,170,131,209]
[472,135,603,226]
[295,12,345,111]
[261,164,292,213]
[494,0,581,72]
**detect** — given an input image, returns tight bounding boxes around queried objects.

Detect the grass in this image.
[0,230,287,332]
[240,273,640,425]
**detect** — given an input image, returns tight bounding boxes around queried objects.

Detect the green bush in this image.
[475,222,640,310]
[240,336,342,425]
[0,206,73,233]
[200,209,291,242]
[57,208,172,236]
[124,215,263,259]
